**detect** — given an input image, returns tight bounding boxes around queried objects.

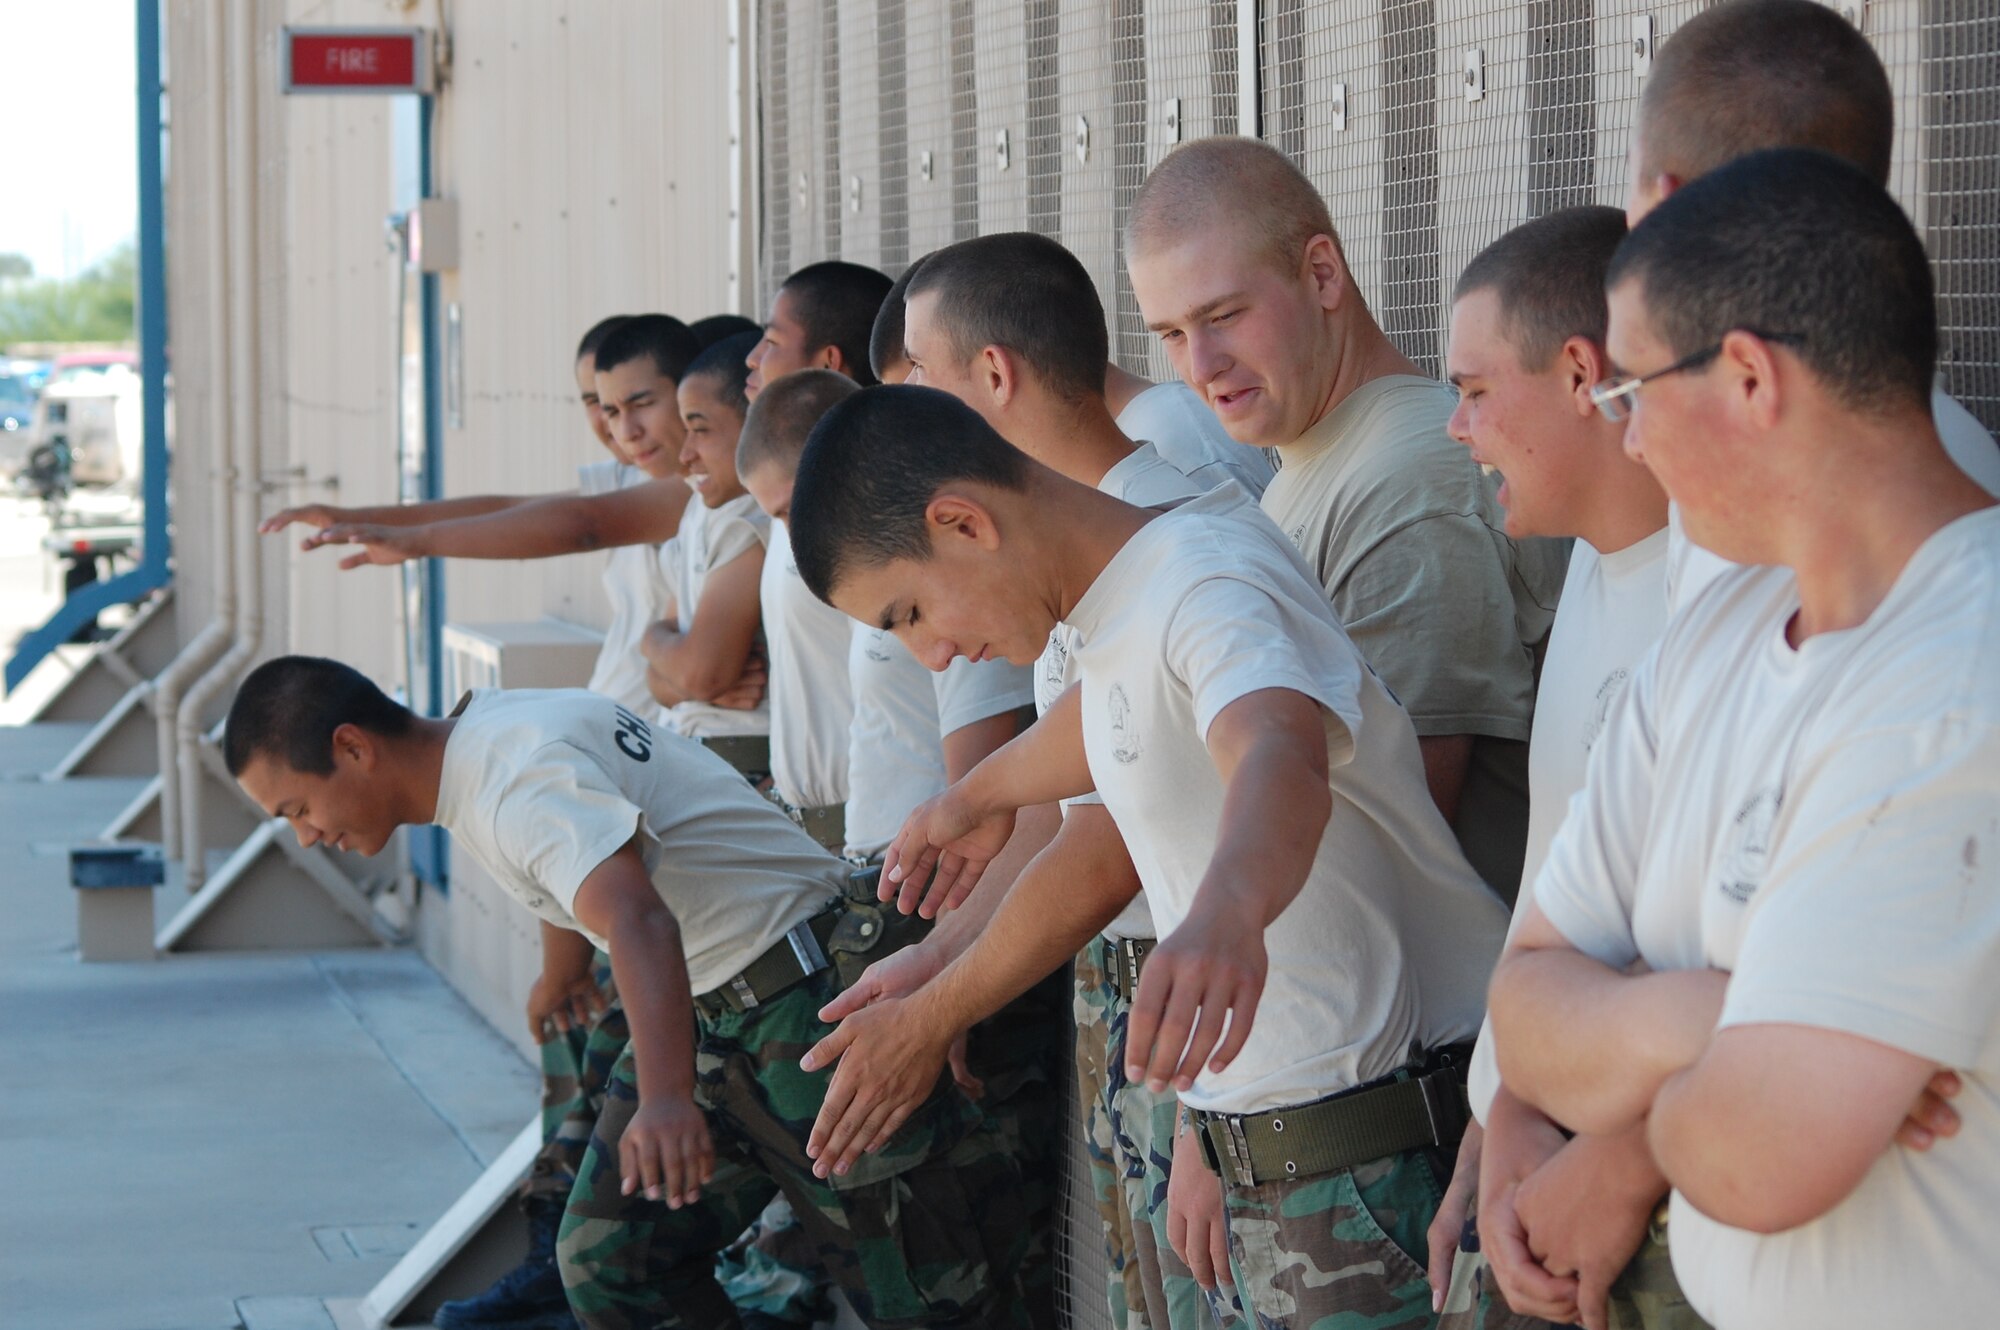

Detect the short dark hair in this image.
[690,313,760,348]
[789,386,1034,603]
[681,331,760,417]
[737,369,859,480]
[593,313,702,384]
[868,254,930,382]
[779,262,895,387]
[1608,149,1934,417]
[1643,0,1893,186]
[904,233,1109,404]
[1454,207,1627,369]
[223,656,414,778]
[575,315,631,364]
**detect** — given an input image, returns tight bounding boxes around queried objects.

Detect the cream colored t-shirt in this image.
[1115,380,1274,499]
[435,688,846,995]
[658,491,771,739]
[578,459,668,715]
[1035,441,1220,941]
[1067,485,1507,1114]
[843,631,1034,862]
[1467,529,1668,1122]
[1534,509,2000,1330]
[762,517,852,811]
[1259,374,1566,903]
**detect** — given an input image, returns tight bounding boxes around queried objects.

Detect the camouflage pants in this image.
[521,952,631,1203]
[1223,1144,1446,1330]
[556,969,1031,1330]
[1607,1202,1710,1330]
[968,965,1069,1330]
[1078,939,1240,1330]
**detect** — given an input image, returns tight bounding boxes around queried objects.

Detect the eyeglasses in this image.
[1589,331,1805,422]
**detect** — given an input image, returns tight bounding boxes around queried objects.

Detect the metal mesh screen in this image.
[745,2,2000,1320]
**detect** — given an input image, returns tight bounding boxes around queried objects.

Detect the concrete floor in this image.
[0,724,537,1330]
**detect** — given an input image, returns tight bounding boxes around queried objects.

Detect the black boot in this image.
[431,1199,579,1330]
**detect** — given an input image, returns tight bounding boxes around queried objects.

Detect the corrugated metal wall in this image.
[754,0,2000,428]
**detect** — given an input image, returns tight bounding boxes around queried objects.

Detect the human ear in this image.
[1719,329,1784,431]
[331,722,376,771]
[924,493,1003,551]
[982,345,1017,408]
[1303,234,1349,313]
[1564,336,1608,417]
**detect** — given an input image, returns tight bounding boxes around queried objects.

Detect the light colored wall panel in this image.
[974,0,1030,233]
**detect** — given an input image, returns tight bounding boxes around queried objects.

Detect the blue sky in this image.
[0,0,138,280]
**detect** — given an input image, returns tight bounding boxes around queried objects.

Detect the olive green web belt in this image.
[699,734,772,781]
[1193,1046,1473,1188]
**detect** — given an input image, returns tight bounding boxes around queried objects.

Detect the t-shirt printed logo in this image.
[1718,787,1781,904]
[863,630,894,663]
[1108,683,1142,765]
[1583,668,1630,753]
[1041,630,1069,693]
[612,704,654,763]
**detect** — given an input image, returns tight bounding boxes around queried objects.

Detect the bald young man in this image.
[1125,136,1566,905]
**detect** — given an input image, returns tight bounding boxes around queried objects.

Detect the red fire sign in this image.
[282,28,434,95]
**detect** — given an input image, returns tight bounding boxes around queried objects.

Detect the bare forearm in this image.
[540,920,598,984]
[606,908,699,1104]
[1490,954,1726,1134]
[351,494,532,526]
[959,700,1094,816]
[919,811,1143,1034]
[1198,733,1328,930]
[925,801,1061,960]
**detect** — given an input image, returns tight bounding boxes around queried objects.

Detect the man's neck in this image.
[1012,398,1139,490]
[1102,363,1153,418]
[1294,312,1427,447]
[1032,478,1158,623]
[398,717,458,826]
[1769,417,1992,643]
[1574,454,1670,556]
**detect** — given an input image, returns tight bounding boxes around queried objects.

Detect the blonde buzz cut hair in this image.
[1125,137,1350,287]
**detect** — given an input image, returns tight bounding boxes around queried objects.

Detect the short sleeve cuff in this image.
[1719,988,1982,1070]
[1188,650,1362,766]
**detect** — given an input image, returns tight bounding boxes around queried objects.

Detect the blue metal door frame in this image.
[5,0,172,694]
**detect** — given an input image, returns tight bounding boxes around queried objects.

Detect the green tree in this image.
[0,252,32,280]
[0,241,136,343]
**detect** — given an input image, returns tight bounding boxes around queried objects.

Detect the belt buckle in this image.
[1219,1113,1254,1186]
[787,918,829,974]
[1417,1068,1463,1147]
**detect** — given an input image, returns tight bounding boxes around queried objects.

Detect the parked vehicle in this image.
[32,351,140,486]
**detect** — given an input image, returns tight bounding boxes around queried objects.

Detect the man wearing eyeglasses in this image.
[1489,144,2000,1330]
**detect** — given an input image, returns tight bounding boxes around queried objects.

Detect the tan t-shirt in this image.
[1260,374,1566,900]
[435,688,846,994]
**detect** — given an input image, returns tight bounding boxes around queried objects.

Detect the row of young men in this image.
[256,216,1271,1324]
[236,3,1999,1328]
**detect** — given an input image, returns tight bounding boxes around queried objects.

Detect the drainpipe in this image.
[154,6,236,860]
[178,1,263,891]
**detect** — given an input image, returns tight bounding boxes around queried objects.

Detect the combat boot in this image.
[431,1198,578,1330]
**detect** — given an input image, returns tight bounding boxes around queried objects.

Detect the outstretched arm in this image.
[261,492,547,541]
[295,478,692,569]
[801,803,1142,1176]
[881,683,1094,912]
[1124,686,1331,1093]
